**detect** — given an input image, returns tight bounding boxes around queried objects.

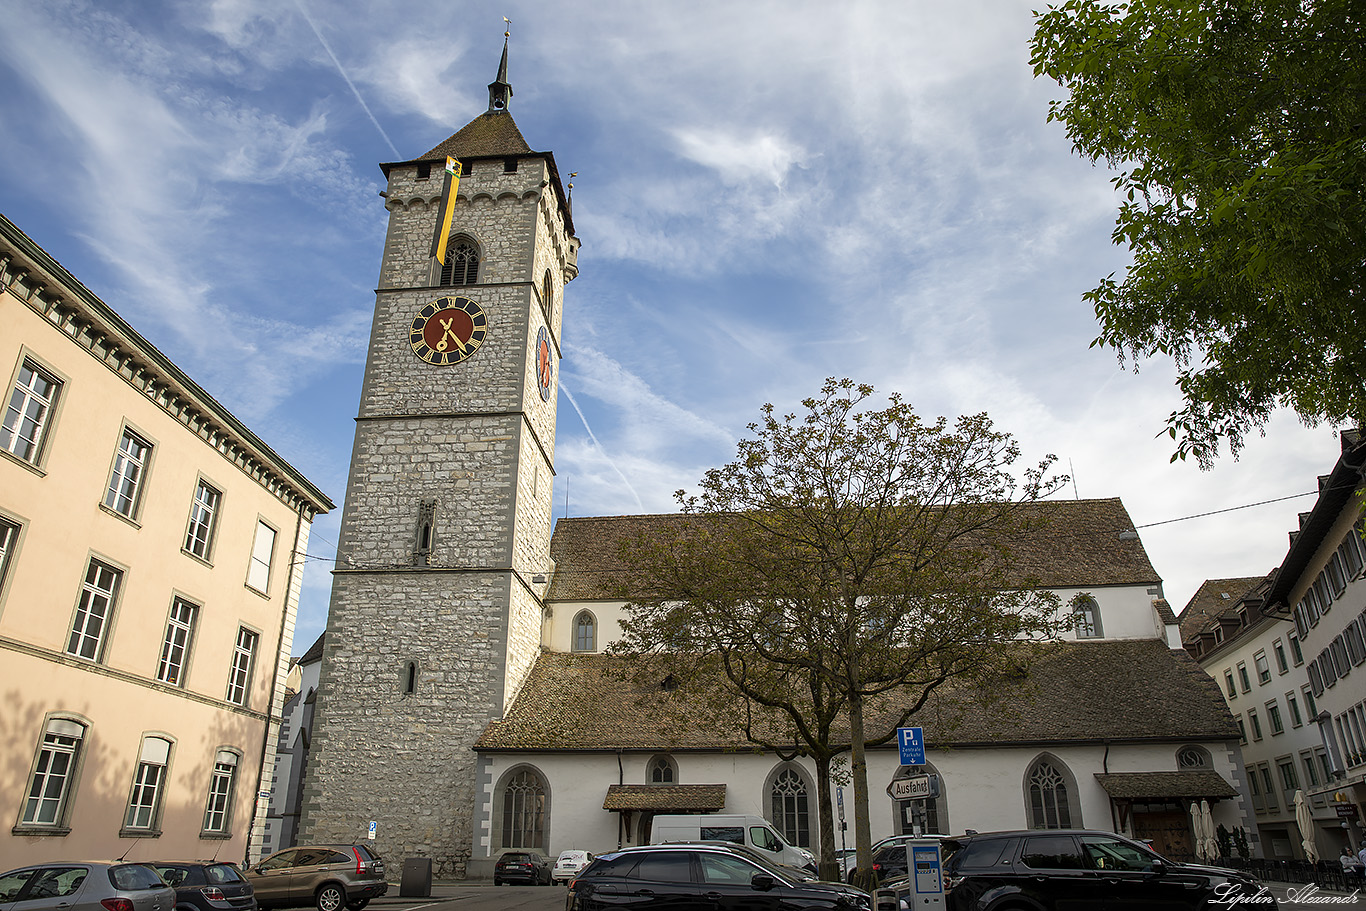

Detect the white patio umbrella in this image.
[1296,789,1319,863]
[1200,799,1219,861]
[1189,802,1206,860]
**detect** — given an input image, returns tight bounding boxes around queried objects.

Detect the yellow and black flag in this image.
[430,157,462,263]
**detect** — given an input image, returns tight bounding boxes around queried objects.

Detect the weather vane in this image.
[503,16,511,38]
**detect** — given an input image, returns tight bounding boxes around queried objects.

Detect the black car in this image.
[566,843,870,911]
[148,863,256,911]
[939,829,1274,910]
[493,852,552,886]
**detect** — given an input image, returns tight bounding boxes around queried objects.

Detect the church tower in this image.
[299,42,579,877]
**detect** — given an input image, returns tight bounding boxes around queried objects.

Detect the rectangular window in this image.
[1225,670,1237,699]
[156,598,197,686]
[1255,651,1271,685]
[246,522,276,594]
[1290,632,1304,665]
[1306,588,1321,624]
[0,517,18,592]
[1237,717,1247,744]
[1332,637,1351,679]
[226,627,258,706]
[1274,640,1289,674]
[1320,750,1333,784]
[104,429,151,517]
[1304,685,1319,718]
[1348,621,1366,665]
[124,737,171,831]
[2,360,61,463]
[1260,765,1278,809]
[1295,602,1310,638]
[1249,708,1263,740]
[1288,692,1303,727]
[1279,759,1299,792]
[184,480,221,560]
[1302,752,1321,787]
[1315,574,1333,614]
[203,750,239,833]
[1238,662,1251,692]
[21,719,85,826]
[1328,552,1347,597]
[1341,531,1365,579]
[67,559,121,662]
[1267,701,1284,735]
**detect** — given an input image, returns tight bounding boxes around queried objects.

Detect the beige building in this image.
[0,213,333,866]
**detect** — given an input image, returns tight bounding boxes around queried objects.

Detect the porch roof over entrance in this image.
[603,784,726,812]
[1095,771,1238,800]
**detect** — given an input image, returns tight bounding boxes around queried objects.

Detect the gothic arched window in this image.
[649,755,677,784]
[1074,596,1103,639]
[1026,756,1078,829]
[500,767,547,849]
[769,765,811,848]
[573,610,596,652]
[440,236,479,286]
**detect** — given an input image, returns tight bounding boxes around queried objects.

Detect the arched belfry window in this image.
[500,767,547,849]
[1025,755,1079,829]
[573,610,596,652]
[769,765,811,848]
[649,755,677,784]
[440,236,479,286]
[542,270,555,321]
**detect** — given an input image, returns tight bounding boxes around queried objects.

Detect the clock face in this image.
[535,325,553,401]
[409,297,488,365]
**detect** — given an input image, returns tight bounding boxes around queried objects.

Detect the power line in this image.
[1135,490,1317,529]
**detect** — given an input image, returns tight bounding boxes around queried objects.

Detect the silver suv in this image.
[246,846,387,911]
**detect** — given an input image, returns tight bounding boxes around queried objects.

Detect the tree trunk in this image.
[813,752,839,880]
[848,690,875,889]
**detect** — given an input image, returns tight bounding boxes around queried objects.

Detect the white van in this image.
[651,814,816,871]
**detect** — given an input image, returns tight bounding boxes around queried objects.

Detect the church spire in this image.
[487,32,513,113]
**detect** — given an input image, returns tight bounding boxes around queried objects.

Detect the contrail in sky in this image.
[561,381,645,511]
[295,0,401,159]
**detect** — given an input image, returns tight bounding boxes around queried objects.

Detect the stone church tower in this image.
[299,43,579,877]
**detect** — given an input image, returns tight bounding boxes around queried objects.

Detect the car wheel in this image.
[315,884,345,911]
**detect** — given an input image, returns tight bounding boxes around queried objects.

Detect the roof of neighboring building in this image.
[547,498,1160,602]
[1263,429,1366,611]
[474,638,1237,752]
[602,784,726,812]
[1095,771,1238,800]
[297,633,325,664]
[0,213,334,516]
[1177,577,1267,642]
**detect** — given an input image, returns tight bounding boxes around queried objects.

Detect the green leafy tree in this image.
[613,379,1067,885]
[1031,0,1366,465]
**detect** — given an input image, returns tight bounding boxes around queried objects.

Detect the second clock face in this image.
[409,296,488,365]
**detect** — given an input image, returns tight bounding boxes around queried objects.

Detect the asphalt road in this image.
[370,883,567,911]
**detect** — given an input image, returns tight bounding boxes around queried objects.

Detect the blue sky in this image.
[0,0,1338,655]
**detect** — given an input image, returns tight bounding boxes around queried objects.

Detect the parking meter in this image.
[904,838,945,910]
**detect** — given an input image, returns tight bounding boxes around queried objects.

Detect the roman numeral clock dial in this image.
[409,296,488,365]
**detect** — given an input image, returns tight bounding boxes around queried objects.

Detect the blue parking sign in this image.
[897,727,925,765]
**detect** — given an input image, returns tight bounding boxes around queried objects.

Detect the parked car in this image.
[245,846,386,911]
[493,852,552,886]
[551,851,595,885]
[566,843,870,911]
[147,863,256,911]
[938,829,1274,910]
[851,835,952,884]
[0,862,175,911]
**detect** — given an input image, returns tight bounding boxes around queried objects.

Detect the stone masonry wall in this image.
[301,142,577,878]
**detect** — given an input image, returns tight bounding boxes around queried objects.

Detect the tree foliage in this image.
[1031,0,1366,465]
[612,380,1068,883]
